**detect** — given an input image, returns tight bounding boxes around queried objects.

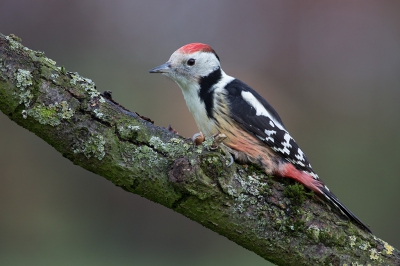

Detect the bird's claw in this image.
[192,131,233,167]
[210,131,227,150]
[211,132,233,167]
[226,151,234,167]
[192,131,205,146]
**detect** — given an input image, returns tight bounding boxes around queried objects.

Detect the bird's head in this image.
[149,43,221,88]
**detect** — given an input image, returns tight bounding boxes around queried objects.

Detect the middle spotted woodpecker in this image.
[149,43,371,233]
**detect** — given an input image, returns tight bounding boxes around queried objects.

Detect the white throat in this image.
[174,70,234,136]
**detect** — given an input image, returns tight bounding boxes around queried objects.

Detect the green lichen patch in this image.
[382,240,395,255]
[73,133,106,160]
[42,57,56,66]
[359,241,371,251]
[200,153,225,178]
[171,161,220,201]
[369,248,379,260]
[15,69,32,87]
[118,124,141,140]
[308,224,350,246]
[318,229,347,247]
[200,137,215,150]
[93,108,104,119]
[26,101,74,126]
[5,35,22,50]
[307,224,321,242]
[50,73,59,82]
[229,171,274,231]
[39,64,59,83]
[132,145,167,168]
[125,143,167,169]
[27,104,58,126]
[349,235,357,247]
[8,34,22,42]
[14,68,33,107]
[68,72,103,101]
[235,171,270,197]
[117,120,152,143]
[149,136,189,158]
[287,217,306,233]
[23,46,60,78]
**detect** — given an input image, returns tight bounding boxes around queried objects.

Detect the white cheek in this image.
[192,53,220,77]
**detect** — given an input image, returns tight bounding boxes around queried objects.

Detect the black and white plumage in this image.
[223,79,317,177]
[149,43,371,233]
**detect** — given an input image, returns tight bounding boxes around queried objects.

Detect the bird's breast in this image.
[179,84,218,136]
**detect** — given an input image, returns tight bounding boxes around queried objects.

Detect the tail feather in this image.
[280,163,372,233]
[319,186,372,233]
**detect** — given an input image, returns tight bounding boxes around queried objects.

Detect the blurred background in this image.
[1,1,400,265]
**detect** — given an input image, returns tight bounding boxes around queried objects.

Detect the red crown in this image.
[178,43,214,54]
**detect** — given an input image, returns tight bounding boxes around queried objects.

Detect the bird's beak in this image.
[149,62,171,73]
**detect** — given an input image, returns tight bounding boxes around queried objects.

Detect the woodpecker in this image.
[149,43,371,233]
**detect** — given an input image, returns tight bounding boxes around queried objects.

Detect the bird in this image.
[149,43,371,233]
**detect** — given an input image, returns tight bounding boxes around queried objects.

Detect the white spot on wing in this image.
[271,133,292,154]
[241,91,285,130]
[280,133,292,154]
[264,129,276,142]
[295,148,305,161]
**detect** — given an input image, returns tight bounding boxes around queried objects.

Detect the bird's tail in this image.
[319,186,372,233]
[279,163,372,233]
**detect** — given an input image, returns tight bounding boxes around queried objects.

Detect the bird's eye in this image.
[187,58,196,66]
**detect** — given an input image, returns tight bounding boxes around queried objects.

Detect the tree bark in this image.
[0,33,398,266]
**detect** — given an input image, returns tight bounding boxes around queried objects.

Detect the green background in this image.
[1,1,400,265]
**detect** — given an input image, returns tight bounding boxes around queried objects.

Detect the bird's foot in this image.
[210,131,227,150]
[221,145,234,167]
[192,131,233,167]
[211,132,233,167]
[192,131,205,146]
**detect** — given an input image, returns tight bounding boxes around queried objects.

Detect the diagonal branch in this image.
[0,33,398,266]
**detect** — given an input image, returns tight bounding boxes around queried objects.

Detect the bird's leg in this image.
[192,131,205,146]
[210,131,226,149]
[210,132,234,167]
[219,143,234,167]
[191,131,234,167]
[192,131,226,148]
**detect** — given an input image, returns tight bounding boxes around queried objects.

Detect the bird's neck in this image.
[174,68,234,136]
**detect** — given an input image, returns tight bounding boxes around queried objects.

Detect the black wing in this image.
[224,79,318,177]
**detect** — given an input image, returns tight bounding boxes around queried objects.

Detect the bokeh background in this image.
[1,1,400,265]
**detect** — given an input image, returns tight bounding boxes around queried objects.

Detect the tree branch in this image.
[0,33,398,266]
